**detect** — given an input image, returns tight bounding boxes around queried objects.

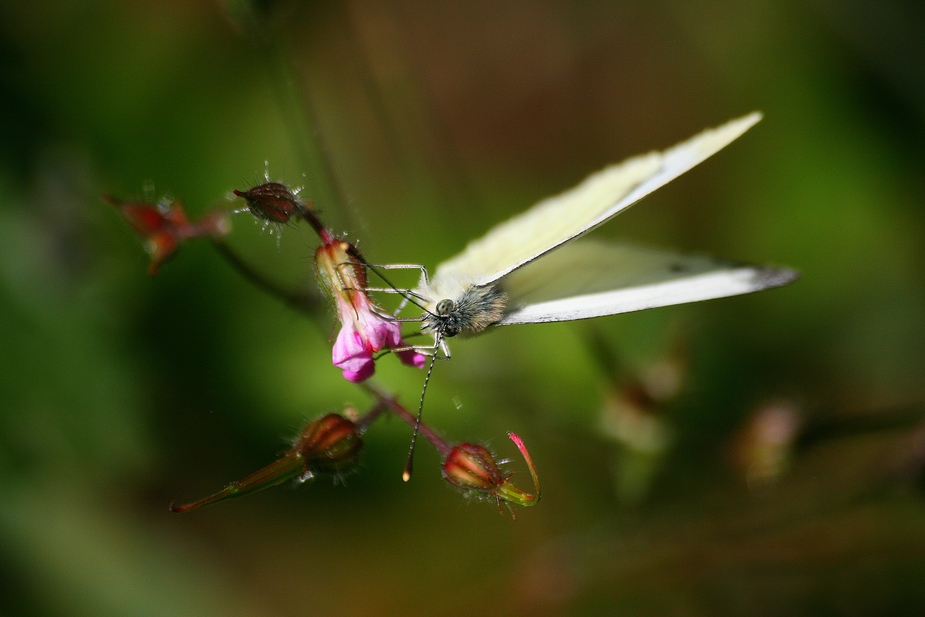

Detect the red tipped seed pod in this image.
[442,433,541,514]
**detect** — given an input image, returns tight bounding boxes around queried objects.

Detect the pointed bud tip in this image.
[169,501,191,514]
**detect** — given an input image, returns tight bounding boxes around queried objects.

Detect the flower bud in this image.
[293,413,363,478]
[233,182,305,224]
[442,433,541,513]
[171,413,362,512]
[443,443,507,492]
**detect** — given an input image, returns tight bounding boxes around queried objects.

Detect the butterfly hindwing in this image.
[496,240,797,325]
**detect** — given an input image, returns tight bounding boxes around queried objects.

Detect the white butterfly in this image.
[391,113,795,354]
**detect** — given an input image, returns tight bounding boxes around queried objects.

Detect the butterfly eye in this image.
[443,319,459,337]
[436,299,455,315]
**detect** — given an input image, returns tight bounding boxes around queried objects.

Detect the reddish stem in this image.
[361,383,452,457]
[170,453,303,513]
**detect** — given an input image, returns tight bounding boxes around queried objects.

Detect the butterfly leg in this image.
[360,287,427,300]
[364,263,430,286]
[380,334,450,360]
[364,263,431,315]
[376,345,448,360]
[438,337,451,359]
[351,262,434,316]
[368,308,422,323]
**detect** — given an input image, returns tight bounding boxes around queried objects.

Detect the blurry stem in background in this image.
[582,325,626,386]
[344,2,480,216]
[226,0,349,213]
[796,402,925,451]
[211,239,322,317]
[264,32,349,216]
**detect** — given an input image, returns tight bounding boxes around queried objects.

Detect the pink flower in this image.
[315,238,426,382]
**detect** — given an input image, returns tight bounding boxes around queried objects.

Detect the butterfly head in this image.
[423,298,461,338]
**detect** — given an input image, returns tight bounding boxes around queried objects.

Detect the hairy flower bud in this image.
[315,236,425,382]
[233,182,305,224]
[443,443,507,492]
[442,433,541,514]
[171,413,362,513]
[294,413,363,478]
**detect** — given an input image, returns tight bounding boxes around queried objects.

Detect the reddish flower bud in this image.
[106,195,230,275]
[233,182,306,224]
[171,413,362,512]
[293,413,363,478]
[442,433,541,514]
[443,443,507,492]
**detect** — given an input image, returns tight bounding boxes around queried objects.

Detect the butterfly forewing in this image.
[422,112,764,306]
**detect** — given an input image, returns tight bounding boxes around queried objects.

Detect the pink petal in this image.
[341,361,376,383]
[361,313,398,352]
[397,347,427,369]
[379,317,426,369]
[332,326,375,382]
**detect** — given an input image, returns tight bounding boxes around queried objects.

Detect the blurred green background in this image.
[2,1,925,615]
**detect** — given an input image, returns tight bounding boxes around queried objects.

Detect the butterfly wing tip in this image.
[729,111,762,134]
[752,266,800,290]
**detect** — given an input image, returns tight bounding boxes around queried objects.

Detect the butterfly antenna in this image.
[403,334,441,482]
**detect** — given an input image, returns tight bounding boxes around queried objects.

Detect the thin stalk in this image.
[361,382,452,457]
[211,239,321,317]
[170,454,303,512]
